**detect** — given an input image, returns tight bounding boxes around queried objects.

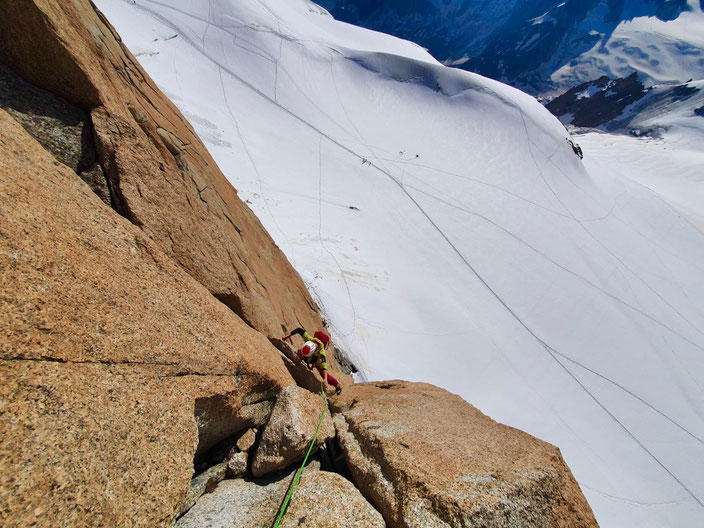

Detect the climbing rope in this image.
[271,382,328,528]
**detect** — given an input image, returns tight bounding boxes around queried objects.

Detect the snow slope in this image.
[577,128,704,233]
[95,1,704,526]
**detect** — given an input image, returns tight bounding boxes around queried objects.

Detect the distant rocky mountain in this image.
[546,73,703,134]
[318,0,702,90]
[319,0,704,127]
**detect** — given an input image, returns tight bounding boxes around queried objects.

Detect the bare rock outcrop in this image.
[0,3,599,528]
[330,381,599,528]
[0,111,292,526]
[252,386,335,477]
[0,0,331,349]
[175,466,386,528]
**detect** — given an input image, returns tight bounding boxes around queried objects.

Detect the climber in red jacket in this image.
[283,327,342,395]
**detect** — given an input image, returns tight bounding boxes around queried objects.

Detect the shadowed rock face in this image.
[0,62,111,205]
[330,381,599,528]
[0,0,328,345]
[0,110,293,527]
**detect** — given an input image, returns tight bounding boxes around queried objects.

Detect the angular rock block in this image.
[331,381,599,528]
[252,386,335,477]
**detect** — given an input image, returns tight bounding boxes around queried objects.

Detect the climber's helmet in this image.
[300,341,317,359]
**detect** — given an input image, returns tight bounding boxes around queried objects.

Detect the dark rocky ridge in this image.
[319,1,700,127]
[546,72,701,130]
[546,73,649,127]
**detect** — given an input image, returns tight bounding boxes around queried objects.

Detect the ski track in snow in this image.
[149,0,704,491]
[216,66,298,266]
[404,182,704,508]
[99,1,704,525]
[318,134,358,337]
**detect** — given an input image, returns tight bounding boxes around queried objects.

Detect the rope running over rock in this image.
[271,382,328,528]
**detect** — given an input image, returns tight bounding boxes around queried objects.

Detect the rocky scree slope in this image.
[0,0,597,526]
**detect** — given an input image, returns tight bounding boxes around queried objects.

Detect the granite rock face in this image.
[175,467,386,528]
[330,381,599,528]
[252,386,335,477]
[0,2,601,527]
[0,0,330,346]
[0,111,292,527]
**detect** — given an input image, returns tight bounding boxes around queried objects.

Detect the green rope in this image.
[272,382,328,528]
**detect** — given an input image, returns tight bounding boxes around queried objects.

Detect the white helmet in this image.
[300,341,318,358]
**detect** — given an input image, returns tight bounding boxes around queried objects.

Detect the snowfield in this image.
[95,1,704,526]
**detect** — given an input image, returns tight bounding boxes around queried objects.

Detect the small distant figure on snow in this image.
[283,327,342,395]
[566,138,583,159]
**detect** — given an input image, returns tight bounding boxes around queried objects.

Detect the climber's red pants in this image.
[297,351,340,388]
[318,368,339,388]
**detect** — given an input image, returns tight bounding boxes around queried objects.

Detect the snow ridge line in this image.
[126,0,704,508]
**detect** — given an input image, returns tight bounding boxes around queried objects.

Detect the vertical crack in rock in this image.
[332,413,399,526]
[214,293,255,330]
